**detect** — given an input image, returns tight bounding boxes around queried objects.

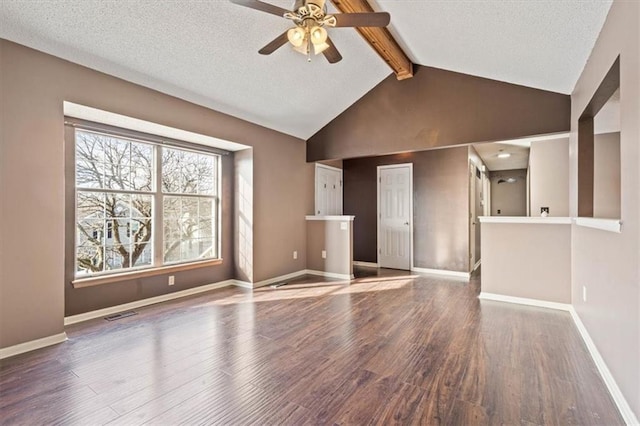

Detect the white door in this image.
[469,163,476,270]
[315,164,342,215]
[378,164,412,270]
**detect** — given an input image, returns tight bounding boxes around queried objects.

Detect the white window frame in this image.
[70,120,223,281]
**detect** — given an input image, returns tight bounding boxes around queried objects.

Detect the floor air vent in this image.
[104,311,137,321]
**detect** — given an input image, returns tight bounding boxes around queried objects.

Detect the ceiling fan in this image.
[230,0,390,64]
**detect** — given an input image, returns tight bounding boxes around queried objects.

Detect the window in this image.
[74,127,220,278]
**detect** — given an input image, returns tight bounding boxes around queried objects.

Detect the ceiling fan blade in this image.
[258,31,290,55]
[332,12,390,28]
[229,0,290,18]
[322,37,342,64]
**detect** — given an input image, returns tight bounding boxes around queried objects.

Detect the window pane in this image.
[74,127,219,277]
[76,130,153,192]
[77,244,104,274]
[77,192,105,219]
[199,198,212,218]
[164,239,181,263]
[131,195,152,218]
[105,246,127,271]
[161,149,182,193]
[161,147,218,195]
[198,156,216,195]
[76,160,104,188]
[198,239,214,258]
[106,194,131,218]
[163,195,216,263]
[77,219,104,247]
[104,164,130,190]
[132,243,152,267]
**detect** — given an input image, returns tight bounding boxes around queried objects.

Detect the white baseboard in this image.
[478,292,571,311]
[249,270,309,288]
[412,267,470,279]
[64,279,236,325]
[353,261,378,268]
[0,332,68,360]
[478,292,638,424]
[232,280,253,289]
[569,307,639,426]
[305,270,354,280]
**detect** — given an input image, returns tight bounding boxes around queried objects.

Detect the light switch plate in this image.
[340,222,348,230]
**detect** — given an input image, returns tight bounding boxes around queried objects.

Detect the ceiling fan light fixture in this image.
[287,27,306,47]
[313,41,330,55]
[310,26,327,44]
[292,40,309,55]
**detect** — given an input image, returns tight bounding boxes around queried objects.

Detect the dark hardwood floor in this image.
[0,268,623,425]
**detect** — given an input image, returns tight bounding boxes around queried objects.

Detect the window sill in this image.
[574,217,622,233]
[72,258,223,288]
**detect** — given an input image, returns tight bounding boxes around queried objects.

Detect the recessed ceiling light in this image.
[498,152,511,158]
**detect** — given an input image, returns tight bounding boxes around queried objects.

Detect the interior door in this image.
[315,164,342,215]
[469,163,477,271]
[378,164,412,270]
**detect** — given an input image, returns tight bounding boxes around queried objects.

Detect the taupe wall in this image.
[234,148,254,283]
[481,223,571,303]
[0,40,311,348]
[593,132,621,219]
[489,169,527,216]
[569,0,639,419]
[307,65,570,162]
[343,147,469,272]
[306,220,353,276]
[529,138,570,216]
[63,141,235,316]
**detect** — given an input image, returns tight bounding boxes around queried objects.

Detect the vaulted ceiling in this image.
[0,0,612,139]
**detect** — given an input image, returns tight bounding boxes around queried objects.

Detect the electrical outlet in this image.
[497,209,501,215]
[168,275,175,286]
[293,251,298,260]
[583,286,587,302]
[541,207,550,214]
[321,250,327,259]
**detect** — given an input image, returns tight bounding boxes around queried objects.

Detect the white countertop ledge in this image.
[306,215,355,221]
[574,217,622,233]
[479,216,572,224]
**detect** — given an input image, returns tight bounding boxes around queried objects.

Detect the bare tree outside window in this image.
[75,131,153,274]
[74,129,219,277]
[162,148,217,263]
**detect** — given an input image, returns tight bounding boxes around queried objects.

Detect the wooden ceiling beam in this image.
[330,0,413,80]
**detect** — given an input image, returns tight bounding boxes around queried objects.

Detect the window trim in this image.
[67,119,226,284]
[71,258,223,288]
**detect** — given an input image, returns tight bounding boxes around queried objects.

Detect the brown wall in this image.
[344,147,469,272]
[569,0,639,419]
[0,40,310,348]
[307,65,570,162]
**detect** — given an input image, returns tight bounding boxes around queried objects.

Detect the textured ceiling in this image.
[0,1,612,140]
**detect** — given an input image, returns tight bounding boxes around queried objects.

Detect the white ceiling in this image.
[473,142,530,172]
[0,1,612,140]
[473,133,570,171]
